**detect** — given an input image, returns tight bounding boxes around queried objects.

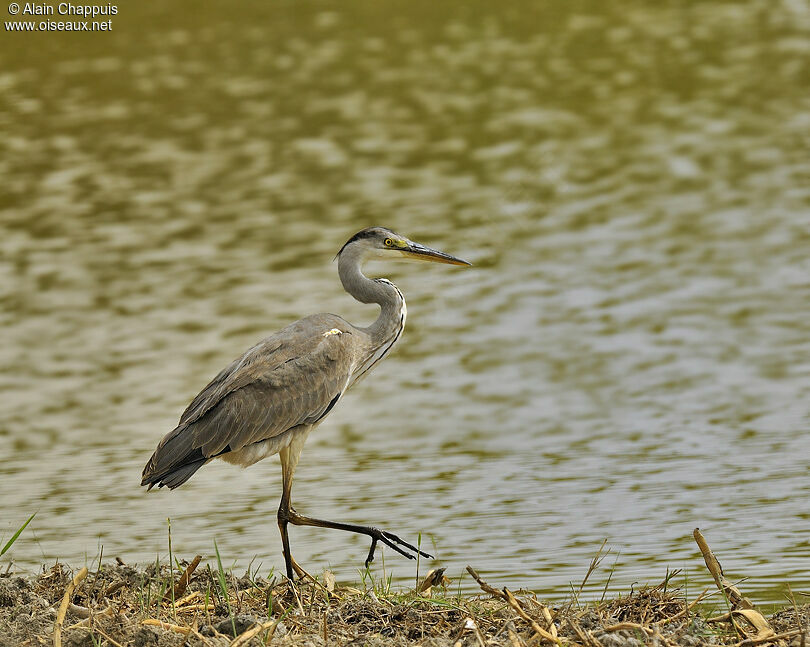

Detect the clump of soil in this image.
[0,560,806,646]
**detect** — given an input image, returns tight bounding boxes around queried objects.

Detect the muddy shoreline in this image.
[1,556,808,647]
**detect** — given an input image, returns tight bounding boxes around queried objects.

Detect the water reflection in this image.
[1,0,809,603]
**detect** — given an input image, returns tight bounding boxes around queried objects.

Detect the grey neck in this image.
[338,243,405,345]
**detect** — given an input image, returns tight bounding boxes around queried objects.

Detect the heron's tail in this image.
[141,424,208,490]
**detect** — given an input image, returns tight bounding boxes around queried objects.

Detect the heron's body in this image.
[142,227,468,578]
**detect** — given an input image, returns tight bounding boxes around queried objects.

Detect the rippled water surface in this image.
[2,0,810,602]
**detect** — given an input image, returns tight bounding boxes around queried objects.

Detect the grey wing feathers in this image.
[141,316,357,489]
[178,339,284,427]
[195,352,349,455]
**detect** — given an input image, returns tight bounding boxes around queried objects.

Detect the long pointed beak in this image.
[402,242,471,266]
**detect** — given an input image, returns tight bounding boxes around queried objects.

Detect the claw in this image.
[364,528,433,566]
[365,537,378,567]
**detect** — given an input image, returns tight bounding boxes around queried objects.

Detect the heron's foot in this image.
[284,509,433,567]
[363,528,433,567]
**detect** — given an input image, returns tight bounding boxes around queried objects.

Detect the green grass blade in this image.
[1,512,36,557]
[214,539,236,637]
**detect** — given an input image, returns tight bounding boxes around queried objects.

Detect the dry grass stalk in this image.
[460,617,487,647]
[577,539,609,600]
[286,578,306,615]
[289,553,309,581]
[6,539,806,647]
[567,617,600,647]
[65,605,115,629]
[504,588,561,644]
[418,568,449,595]
[603,621,654,635]
[323,569,336,593]
[693,528,753,610]
[163,554,201,604]
[102,580,126,599]
[67,602,94,619]
[175,590,202,606]
[466,566,561,645]
[53,565,88,647]
[786,584,808,647]
[659,588,710,625]
[693,528,774,641]
[141,618,192,635]
[175,603,216,612]
[465,565,502,597]
[505,621,527,647]
[734,608,774,636]
[92,626,125,647]
[526,597,558,638]
[726,627,804,647]
[229,618,280,647]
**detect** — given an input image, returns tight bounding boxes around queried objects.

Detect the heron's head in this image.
[337,227,471,266]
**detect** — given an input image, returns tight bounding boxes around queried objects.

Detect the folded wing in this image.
[141,318,356,489]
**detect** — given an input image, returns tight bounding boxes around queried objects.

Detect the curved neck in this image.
[338,244,405,344]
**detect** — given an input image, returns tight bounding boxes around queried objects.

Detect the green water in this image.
[2,0,809,603]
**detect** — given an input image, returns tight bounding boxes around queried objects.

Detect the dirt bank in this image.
[1,556,808,647]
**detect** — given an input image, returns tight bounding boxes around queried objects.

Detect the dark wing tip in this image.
[141,437,207,490]
[147,460,207,490]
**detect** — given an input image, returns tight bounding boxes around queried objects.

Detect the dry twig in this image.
[693,528,753,610]
[230,619,280,647]
[175,591,201,607]
[102,580,126,599]
[466,565,501,597]
[567,617,600,647]
[461,617,487,647]
[693,528,774,640]
[65,605,115,629]
[53,566,88,647]
[418,568,449,596]
[505,621,527,647]
[726,627,803,647]
[603,621,654,636]
[141,618,192,635]
[92,626,125,647]
[163,554,201,603]
[660,588,710,625]
[466,566,560,645]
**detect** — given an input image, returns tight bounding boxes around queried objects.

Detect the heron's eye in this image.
[384,238,394,247]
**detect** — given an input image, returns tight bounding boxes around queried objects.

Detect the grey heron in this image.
[141,227,470,579]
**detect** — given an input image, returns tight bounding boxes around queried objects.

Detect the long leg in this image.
[277,493,294,580]
[277,431,310,580]
[277,428,432,578]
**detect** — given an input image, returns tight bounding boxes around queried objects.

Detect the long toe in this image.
[372,529,432,561]
[380,530,433,559]
[364,538,379,568]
